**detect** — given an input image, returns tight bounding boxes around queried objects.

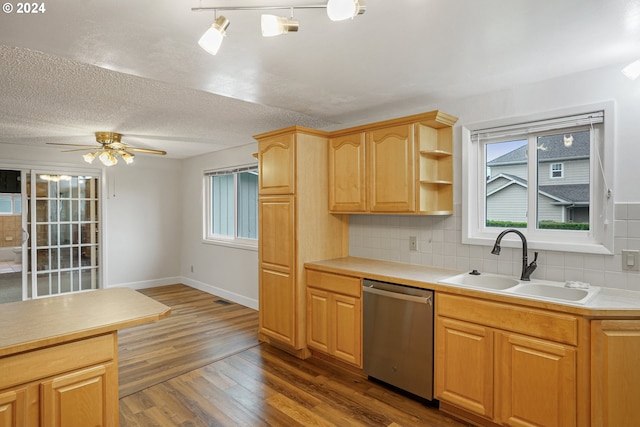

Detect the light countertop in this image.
[305,257,640,317]
[0,287,171,357]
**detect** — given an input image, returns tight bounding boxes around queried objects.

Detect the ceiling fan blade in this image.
[126,147,167,155]
[60,148,98,153]
[47,142,98,148]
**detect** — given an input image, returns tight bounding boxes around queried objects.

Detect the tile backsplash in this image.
[349,203,640,292]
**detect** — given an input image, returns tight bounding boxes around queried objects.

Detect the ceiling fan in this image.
[47,132,167,166]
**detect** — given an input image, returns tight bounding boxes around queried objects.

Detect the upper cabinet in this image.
[328,133,366,212]
[258,132,296,195]
[328,110,458,215]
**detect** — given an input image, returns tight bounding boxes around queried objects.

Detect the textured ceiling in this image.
[1,0,639,160]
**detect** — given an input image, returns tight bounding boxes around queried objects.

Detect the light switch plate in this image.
[409,236,418,251]
[622,250,640,271]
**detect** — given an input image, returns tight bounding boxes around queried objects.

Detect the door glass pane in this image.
[485,139,528,228]
[536,131,590,231]
[29,172,100,298]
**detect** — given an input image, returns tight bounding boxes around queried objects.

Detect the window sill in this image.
[202,238,258,252]
[462,235,614,256]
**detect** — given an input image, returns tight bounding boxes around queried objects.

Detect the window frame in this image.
[549,162,564,179]
[462,103,615,255]
[203,164,258,251]
[0,194,21,215]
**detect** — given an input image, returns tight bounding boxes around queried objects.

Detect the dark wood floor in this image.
[118,284,469,427]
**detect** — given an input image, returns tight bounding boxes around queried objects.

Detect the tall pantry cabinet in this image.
[255,126,349,357]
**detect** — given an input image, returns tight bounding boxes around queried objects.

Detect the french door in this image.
[26,171,101,298]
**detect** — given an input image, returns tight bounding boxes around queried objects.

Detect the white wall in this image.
[102,156,182,288]
[179,143,259,309]
[348,61,640,292]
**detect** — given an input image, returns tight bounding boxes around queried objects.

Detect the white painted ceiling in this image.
[1,0,639,159]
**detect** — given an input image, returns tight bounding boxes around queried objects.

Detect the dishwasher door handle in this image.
[363,285,432,305]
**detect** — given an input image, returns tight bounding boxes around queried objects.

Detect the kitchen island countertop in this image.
[0,287,171,357]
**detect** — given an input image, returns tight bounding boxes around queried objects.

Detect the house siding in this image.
[487,184,527,222]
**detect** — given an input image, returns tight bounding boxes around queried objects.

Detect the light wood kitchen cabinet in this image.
[591,319,640,427]
[367,124,416,212]
[497,332,577,427]
[258,195,296,346]
[0,334,118,427]
[0,288,169,427]
[435,317,494,418]
[435,292,581,427]
[305,269,362,367]
[328,110,457,215]
[255,127,349,356]
[328,133,366,212]
[0,386,29,427]
[258,132,295,195]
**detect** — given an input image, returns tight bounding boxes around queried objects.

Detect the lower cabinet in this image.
[0,333,119,427]
[496,332,576,427]
[306,269,362,367]
[435,293,579,427]
[591,319,640,427]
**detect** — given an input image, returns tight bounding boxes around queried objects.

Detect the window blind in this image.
[205,164,257,176]
[470,111,604,142]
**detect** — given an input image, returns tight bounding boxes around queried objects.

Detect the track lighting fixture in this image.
[193,1,366,55]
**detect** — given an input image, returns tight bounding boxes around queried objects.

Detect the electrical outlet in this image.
[622,250,640,271]
[409,236,418,252]
[190,265,194,273]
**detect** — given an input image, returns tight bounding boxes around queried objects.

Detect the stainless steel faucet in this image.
[491,229,538,281]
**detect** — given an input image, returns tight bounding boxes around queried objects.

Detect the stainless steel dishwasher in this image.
[363,279,434,400]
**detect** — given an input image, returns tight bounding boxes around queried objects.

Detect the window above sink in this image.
[461,102,615,255]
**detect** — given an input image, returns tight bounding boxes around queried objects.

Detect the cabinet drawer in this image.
[437,293,578,346]
[0,333,115,389]
[306,269,360,297]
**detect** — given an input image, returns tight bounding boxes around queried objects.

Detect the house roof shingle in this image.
[488,131,590,166]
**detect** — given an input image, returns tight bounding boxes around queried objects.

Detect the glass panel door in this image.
[27,172,100,298]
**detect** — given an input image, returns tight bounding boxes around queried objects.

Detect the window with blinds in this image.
[463,106,614,255]
[204,165,258,246]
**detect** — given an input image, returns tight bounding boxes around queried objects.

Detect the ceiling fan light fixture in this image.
[199,15,230,55]
[83,152,97,164]
[327,0,366,21]
[98,150,118,167]
[261,14,299,37]
[121,151,135,164]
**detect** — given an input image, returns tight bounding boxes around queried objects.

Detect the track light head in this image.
[327,0,366,21]
[261,14,299,37]
[198,15,230,55]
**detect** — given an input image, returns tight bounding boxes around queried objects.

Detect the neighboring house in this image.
[486,131,590,224]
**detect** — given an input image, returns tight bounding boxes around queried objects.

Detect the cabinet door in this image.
[258,133,295,195]
[0,387,28,427]
[259,196,297,346]
[591,320,640,427]
[497,332,576,427]
[307,288,330,353]
[40,363,118,427]
[367,124,416,212]
[435,317,494,418]
[332,293,361,366]
[328,133,366,212]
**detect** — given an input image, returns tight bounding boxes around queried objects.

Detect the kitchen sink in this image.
[439,272,600,305]
[439,273,520,290]
[509,282,600,304]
